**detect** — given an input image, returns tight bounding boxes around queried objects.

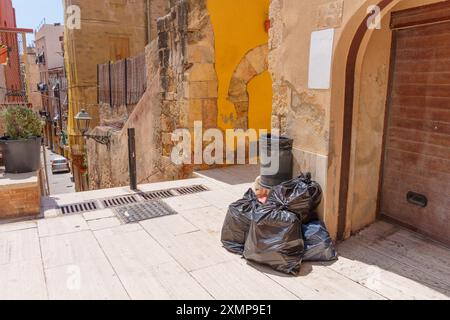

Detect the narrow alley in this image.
[1,171,449,300]
[44,147,75,195]
[0,0,449,306]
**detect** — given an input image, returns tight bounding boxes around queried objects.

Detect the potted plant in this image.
[0,106,44,173]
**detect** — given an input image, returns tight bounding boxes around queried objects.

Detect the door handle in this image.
[406,192,428,208]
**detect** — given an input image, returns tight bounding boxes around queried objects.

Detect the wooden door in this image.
[381,11,450,246]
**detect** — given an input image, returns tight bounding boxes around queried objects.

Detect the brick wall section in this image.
[0,180,41,219]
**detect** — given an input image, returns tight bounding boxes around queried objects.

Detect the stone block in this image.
[233,101,249,114]
[246,45,269,75]
[234,57,258,83]
[188,81,208,99]
[161,114,175,132]
[188,63,217,82]
[202,99,218,128]
[188,99,203,122]
[207,80,218,98]
[228,78,248,102]
[187,45,215,64]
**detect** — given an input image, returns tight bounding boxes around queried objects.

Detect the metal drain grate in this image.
[114,201,178,224]
[174,185,209,195]
[58,185,209,217]
[60,201,98,215]
[102,195,138,208]
[139,189,175,201]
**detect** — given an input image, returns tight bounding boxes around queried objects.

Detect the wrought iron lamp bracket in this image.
[84,131,112,146]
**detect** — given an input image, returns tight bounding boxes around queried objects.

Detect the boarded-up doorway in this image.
[380,4,450,246]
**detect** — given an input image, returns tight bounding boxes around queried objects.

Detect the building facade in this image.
[35,23,65,154]
[23,46,42,113]
[63,0,168,192]
[268,0,450,246]
[83,0,272,190]
[0,0,22,104]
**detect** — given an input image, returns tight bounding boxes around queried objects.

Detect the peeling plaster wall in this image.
[269,0,342,232]
[87,0,219,189]
[269,0,443,239]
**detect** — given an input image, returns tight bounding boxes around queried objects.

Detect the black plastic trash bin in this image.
[260,134,293,189]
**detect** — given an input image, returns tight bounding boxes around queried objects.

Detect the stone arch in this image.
[227,44,269,130]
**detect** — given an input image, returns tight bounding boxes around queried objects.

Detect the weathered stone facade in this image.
[87,0,219,190]
[64,0,168,191]
[267,0,443,240]
[158,0,218,157]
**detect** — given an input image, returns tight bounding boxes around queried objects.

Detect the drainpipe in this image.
[145,0,151,44]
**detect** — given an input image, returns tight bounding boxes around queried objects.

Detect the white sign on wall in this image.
[308,28,335,90]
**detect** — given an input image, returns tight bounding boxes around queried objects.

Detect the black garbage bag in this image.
[302,221,338,262]
[244,203,304,275]
[268,173,322,224]
[221,189,261,255]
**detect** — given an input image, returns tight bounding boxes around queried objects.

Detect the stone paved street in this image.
[0,171,449,300]
[44,148,75,195]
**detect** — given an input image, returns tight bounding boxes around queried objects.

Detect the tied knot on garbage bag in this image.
[267,173,323,224]
[221,173,337,276]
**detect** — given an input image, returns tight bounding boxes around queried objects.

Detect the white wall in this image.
[35,24,64,71]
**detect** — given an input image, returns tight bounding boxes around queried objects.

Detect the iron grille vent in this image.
[102,195,138,208]
[60,201,98,215]
[174,185,209,196]
[58,185,209,216]
[139,189,176,201]
[114,201,178,224]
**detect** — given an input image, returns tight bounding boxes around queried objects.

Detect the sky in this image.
[12,0,64,45]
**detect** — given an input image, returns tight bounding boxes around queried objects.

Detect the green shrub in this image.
[1,106,44,140]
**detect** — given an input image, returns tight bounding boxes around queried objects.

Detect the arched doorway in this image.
[328,0,448,242]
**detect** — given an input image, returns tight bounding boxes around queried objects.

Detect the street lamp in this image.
[74,109,111,145]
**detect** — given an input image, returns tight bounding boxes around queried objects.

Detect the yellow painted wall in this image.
[208,0,272,132]
[248,71,272,131]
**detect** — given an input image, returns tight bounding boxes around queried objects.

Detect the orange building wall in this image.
[0,0,21,102]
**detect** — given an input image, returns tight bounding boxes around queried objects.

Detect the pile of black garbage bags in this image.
[221,173,337,275]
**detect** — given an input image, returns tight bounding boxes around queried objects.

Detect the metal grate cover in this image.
[102,195,138,208]
[114,201,178,224]
[139,189,175,201]
[60,201,98,215]
[174,185,209,195]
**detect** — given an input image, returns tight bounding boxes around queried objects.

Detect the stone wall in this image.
[267,0,443,239]
[158,0,218,157]
[64,0,168,191]
[87,0,219,189]
[207,0,272,132]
